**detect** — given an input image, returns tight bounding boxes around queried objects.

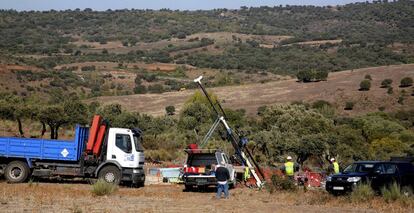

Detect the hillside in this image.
[0,1,413,100]
[91,64,414,116]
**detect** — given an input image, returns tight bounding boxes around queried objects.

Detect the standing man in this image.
[329,158,340,175]
[282,156,299,181]
[215,160,230,199]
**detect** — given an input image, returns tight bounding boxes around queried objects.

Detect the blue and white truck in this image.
[0,115,145,186]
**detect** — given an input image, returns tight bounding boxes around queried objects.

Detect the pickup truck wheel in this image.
[98,166,121,185]
[5,161,30,183]
[184,184,193,192]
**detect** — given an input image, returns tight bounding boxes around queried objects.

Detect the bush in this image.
[312,100,331,109]
[148,84,164,93]
[134,85,147,94]
[344,101,354,110]
[381,79,393,88]
[365,74,372,80]
[387,87,394,94]
[381,182,403,203]
[350,182,375,203]
[398,96,404,105]
[359,80,371,91]
[296,70,328,82]
[91,179,118,196]
[400,77,413,87]
[268,175,297,192]
[165,105,175,115]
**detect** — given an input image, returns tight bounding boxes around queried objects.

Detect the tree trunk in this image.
[17,118,24,138]
[40,122,46,138]
[50,127,55,139]
[55,124,61,139]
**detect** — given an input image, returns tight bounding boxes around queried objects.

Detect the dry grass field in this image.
[0,181,412,213]
[91,64,414,117]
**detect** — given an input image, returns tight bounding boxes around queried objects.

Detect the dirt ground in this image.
[1,180,411,213]
[91,64,414,117]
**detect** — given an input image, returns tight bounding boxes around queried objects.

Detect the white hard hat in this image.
[287,156,292,160]
[330,158,335,162]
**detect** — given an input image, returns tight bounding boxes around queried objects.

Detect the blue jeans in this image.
[216,183,229,199]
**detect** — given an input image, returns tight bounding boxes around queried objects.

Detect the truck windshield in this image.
[133,134,144,152]
[343,163,375,173]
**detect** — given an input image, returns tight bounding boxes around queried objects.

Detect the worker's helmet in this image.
[330,158,335,162]
[287,156,292,160]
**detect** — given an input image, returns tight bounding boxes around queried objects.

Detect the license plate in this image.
[196,179,207,183]
[333,186,344,190]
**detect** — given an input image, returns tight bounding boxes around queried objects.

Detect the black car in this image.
[326,161,414,194]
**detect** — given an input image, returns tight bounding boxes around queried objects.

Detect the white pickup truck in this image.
[182,149,236,191]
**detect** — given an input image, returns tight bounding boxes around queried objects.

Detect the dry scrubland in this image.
[0,181,413,213]
[92,64,414,117]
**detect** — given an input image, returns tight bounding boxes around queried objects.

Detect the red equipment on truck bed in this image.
[93,124,107,156]
[86,115,102,153]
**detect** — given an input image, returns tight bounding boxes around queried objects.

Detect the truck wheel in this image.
[184,184,193,192]
[5,161,30,183]
[98,166,121,185]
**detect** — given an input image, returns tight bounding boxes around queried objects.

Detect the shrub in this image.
[143,73,157,82]
[387,87,394,94]
[365,74,372,80]
[296,70,328,82]
[91,179,118,196]
[381,182,403,203]
[378,106,385,111]
[344,101,354,110]
[400,77,413,87]
[133,85,147,94]
[148,84,164,93]
[269,175,297,191]
[398,96,404,105]
[350,182,375,203]
[312,100,332,109]
[381,79,393,88]
[165,105,175,115]
[359,80,371,91]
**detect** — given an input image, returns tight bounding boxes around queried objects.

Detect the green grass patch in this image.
[91,179,118,196]
[350,182,375,203]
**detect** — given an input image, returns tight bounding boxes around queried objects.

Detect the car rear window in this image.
[187,154,217,167]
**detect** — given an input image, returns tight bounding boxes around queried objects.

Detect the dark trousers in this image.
[216,183,229,199]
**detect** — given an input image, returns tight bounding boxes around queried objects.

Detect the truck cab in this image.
[182,149,236,191]
[98,127,146,185]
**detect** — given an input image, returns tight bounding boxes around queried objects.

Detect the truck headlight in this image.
[326,176,332,182]
[347,177,361,182]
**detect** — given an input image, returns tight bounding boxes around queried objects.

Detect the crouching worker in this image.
[215,160,230,199]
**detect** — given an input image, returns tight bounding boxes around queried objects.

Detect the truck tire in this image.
[5,161,30,183]
[184,184,194,192]
[98,166,121,185]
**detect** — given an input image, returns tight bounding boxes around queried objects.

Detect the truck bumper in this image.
[184,176,217,186]
[122,168,145,184]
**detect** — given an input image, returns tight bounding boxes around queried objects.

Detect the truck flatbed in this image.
[0,126,88,162]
